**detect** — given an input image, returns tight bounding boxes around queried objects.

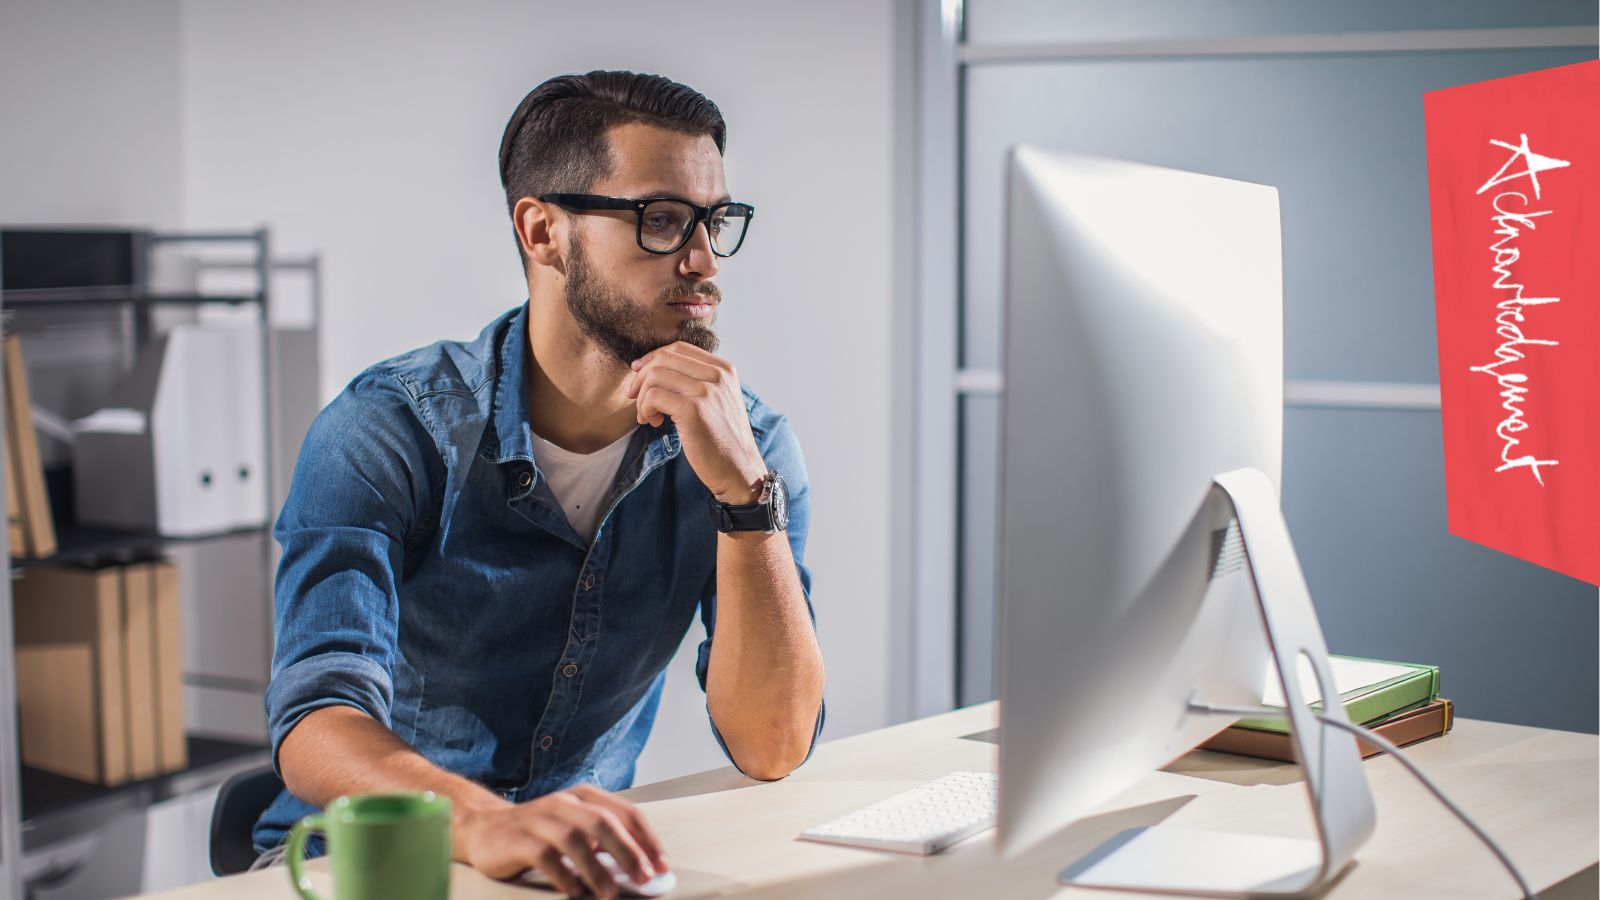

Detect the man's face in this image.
[560,122,728,366]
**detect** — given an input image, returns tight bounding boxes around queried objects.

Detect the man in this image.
[252,70,826,898]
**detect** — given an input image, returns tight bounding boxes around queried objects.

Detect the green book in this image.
[1234,655,1441,734]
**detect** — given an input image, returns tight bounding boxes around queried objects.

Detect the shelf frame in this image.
[0,227,289,890]
[0,287,263,308]
[21,736,269,851]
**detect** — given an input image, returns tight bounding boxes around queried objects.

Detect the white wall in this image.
[178,0,906,782]
[0,0,183,226]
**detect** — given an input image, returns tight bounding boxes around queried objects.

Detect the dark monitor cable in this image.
[1186,699,1534,900]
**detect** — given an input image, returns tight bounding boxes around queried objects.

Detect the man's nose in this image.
[678,220,720,281]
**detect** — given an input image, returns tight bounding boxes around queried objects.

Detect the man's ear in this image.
[513,197,565,269]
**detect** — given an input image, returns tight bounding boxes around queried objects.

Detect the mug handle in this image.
[286,813,327,900]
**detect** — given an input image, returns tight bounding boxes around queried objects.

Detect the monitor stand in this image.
[1057,467,1377,897]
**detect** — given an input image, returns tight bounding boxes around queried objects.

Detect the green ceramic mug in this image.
[286,792,453,900]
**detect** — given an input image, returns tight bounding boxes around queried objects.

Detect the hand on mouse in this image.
[458,784,668,899]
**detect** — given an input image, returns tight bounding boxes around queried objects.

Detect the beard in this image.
[563,232,720,366]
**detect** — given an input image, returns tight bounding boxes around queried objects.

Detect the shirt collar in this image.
[488,303,537,465]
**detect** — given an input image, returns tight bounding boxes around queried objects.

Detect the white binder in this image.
[74,323,268,536]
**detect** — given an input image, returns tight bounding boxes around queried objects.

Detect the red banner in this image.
[1425,60,1600,586]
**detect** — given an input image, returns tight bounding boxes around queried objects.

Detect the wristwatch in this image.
[711,470,789,533]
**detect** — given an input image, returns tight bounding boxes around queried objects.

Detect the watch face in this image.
[769,473,789,530]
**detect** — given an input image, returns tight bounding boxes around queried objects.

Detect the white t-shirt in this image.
[530,426,635,545]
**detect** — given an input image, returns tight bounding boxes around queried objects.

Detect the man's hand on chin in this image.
[458,784,667,898]
[626,342,768,504]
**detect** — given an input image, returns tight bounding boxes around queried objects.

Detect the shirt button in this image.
[538,735,553,751]
[562,663,578,678]
[517,470,533,488]
[583,574,595,591]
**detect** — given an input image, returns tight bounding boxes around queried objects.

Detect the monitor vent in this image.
[1208,521,1246,581]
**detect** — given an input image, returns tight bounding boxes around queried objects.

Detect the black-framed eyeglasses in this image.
[538,193,755,257]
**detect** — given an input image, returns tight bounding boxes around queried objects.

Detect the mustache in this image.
[663,282,721,304]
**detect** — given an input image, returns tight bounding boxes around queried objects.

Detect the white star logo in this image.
[1476,133,1571,200]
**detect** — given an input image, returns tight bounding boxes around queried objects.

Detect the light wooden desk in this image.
[149,703,1597,899]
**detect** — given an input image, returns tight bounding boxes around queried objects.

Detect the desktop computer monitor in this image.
[994,147,1374,895]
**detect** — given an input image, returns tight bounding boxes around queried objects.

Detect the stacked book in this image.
[1200,655,1451,763]
[5,332,57,558]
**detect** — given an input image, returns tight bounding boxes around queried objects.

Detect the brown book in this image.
[13,564,129,784]
[3,333,57,557]
[6,417,23,552]
[122,563,160,779]
[152,560,188,772]
[1200,698,1454,763]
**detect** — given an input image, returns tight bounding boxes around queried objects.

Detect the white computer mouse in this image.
[519,851,677,897]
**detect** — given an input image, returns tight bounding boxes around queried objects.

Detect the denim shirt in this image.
[253,303,820,854]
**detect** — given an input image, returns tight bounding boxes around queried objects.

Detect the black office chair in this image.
[209,764,285,875]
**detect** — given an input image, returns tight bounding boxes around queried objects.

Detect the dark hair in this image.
[499,70,727,266]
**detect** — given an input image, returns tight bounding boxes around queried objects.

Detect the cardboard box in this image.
[15,643,99,782]
[13,558,187,784]
[13,563,127,784]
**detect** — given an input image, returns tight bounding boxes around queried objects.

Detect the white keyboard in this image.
[799,771,997,855]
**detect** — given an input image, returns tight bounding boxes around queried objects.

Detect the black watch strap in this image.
[711,471,788,533]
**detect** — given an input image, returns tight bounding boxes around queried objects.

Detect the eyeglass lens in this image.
[640,200,751,255]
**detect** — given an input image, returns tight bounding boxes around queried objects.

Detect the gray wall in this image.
[0,0,184,227]
[954,1,1599,733]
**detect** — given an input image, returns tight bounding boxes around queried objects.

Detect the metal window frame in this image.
[959,25,1596,64]
[905,0,965,720]
[953,371,1446,411]
[0,327,21,899]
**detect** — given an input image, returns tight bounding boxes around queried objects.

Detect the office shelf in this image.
[21,736,270,856]
[0,287,262,309]
[22,736,268,826]
[0,227,319,892]
[9,523,269,573]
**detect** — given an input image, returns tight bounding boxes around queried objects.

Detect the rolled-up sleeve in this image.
[264,372,440,776]
[696,405,826,771]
